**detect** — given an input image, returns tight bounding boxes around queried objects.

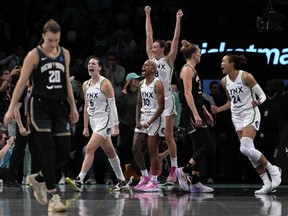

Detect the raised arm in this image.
[145,6,154,59]
[166,9,183,66]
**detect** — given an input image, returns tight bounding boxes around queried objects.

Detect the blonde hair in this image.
[180,39,199,60]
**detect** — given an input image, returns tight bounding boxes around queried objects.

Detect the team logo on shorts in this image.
[255,121,259,129]
[107,128,111,135]
[161,127,165,135]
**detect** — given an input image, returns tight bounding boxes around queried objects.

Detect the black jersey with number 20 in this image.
[31,46,67,101]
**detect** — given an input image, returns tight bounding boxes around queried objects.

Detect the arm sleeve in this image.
[252,84,266,104]
[107,97,119,125]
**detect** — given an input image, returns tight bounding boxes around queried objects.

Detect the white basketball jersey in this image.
[152,57,173,95]
[86,76,109,116]
[140,77,161,115]
[225,70,255,113]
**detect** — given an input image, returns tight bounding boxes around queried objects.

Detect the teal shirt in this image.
[172,91,181,127]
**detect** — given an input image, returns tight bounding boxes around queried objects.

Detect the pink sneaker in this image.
[134,176,150,191]
[140,180,159,192]
[166,166,177,183]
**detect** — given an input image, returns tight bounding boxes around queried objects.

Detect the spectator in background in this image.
[102,52,126,98]
[257,79,288,163]
[0,130,15,183]
[0,66,20,171]
[116,72,141,172]
[201,81,216,184]
[108,29,137,66]
[209,80,240,183]
[5,81,31,187]
[0,45,25,70]
[0,67,21,122]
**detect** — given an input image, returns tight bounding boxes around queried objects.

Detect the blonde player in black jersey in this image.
[4,19,79,212]
[211,54,282,194]
[175,40,214,193]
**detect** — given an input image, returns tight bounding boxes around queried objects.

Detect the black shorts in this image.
[29,97,71,136]
[181,106,207,134]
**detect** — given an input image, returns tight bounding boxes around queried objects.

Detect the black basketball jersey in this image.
[31,46,67,101]
[179,64,203,108]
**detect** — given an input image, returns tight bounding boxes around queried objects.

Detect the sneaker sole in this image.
[140,188,160,192]
[65,178,82,192]
[134,184,148,191]
[48,206,68,212]
[160,181,174,186]
[110,184,129,191]
[254,187,275,194]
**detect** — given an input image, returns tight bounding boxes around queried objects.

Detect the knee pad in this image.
[240,137,261,162]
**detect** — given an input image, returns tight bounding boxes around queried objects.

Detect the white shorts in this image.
[89,113,112,139]
[134,113,165,137]
[163,92,177,117]
[232,107,261,131]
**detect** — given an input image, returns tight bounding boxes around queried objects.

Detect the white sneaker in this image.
[175,168,189,191]
[255,184,273,194]
[48,194,67,212]
[269,166,282,188]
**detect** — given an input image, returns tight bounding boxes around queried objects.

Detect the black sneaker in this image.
[111,180,129,191]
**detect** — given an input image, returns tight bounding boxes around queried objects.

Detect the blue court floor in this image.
[0,183,287,216]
